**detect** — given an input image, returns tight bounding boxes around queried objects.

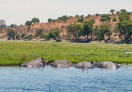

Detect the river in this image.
[0,65,132,92]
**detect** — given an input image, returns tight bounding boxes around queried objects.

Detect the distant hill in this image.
[0,10,132,43]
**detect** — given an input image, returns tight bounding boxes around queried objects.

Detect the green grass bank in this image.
[0,41,132,66]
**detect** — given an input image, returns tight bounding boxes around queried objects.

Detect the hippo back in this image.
[50,60,73,67]
[75,62,93,68]
[95,61,117,69]
[21,58,45,68]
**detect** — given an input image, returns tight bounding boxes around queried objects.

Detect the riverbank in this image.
[0,41,132,66]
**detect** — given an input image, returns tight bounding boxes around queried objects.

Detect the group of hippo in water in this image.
[21,58,120,70]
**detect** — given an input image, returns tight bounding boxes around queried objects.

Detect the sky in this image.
[0,0,132,25]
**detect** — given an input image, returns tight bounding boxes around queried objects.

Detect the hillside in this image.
[0,10,132,43]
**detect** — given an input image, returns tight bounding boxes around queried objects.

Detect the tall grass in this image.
[0,41,132,66]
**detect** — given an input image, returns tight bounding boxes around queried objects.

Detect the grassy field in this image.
[0,41,132,66]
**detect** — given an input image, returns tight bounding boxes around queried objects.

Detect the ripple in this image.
[0,66,132,92]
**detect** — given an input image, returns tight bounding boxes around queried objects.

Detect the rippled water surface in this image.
[0,65,132,92]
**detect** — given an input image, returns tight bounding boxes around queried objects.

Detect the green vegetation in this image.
[93,24,112,42]
[0,41,132,66]
[58,15,68,22]
[7,29,16,40]
[1,9,132,44]
[100,14,110,23]
[25,17,40,26]
[25,21,32,26]
[45,30,60,41]
[77,16,84,23]
[35,28,44,37]
[110,9,115,15]
[31,18,40,24]
[48,18,53,23]
[117,10,132,43]
[112,17,117,22]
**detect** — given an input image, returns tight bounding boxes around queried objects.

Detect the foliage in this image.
[93,24,112,41]
[27,34,33,40]
[25,21,32,26]
[95,13,100,16]
[67,22,82,40]
[21,34,26,39]
[23,34,33,40]
[7,29,16,40]
[77,17,84,23]
[31,18,40,23]
[117,10,132,43]
[110,9,115,15]
[120,9,127,14]
[0,19,6,30]
[58,15,68,22]
[75,15,79,18]
[100,14,110,22]
[36,28,44,37]
[10,24,17,28]
[45,30,60,40]
[48,18,53,23]
[112,17,117,22]
[82,20,95,40]
[16,34,21,40]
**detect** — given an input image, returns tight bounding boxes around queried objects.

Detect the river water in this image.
[0,65,132,92]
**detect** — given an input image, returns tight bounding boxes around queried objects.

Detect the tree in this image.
[93,25,112,42]
[117,10,132,43]
[75,15,79,18]
[95,13,100,16]
[100,14,110,23]
[120,9,127,14]
[25,21,32,26]
[10,24,17,28]
[77,15,84,23]
[93,26,103,41]
[110,9,115,15]
[118,19,132,43]
[0,20,6,30]
[112,17,117,22]
[116,11,120,15]
[58,15,68,22]
[67,22,82,40]
[45,30,60,41]
[36,28,44,37]
[31,18,40,24]
[82,20,95,40]
[48,18,53,23]
[7,29,16,40]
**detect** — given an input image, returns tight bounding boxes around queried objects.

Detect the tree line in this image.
[3,9,132,43]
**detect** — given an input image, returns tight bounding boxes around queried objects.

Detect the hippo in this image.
[50,60,73,67]
[21,58,46,68]
[93,61,120,69]
[74,61,93,69]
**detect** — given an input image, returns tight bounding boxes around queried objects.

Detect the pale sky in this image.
[0,0,132,25]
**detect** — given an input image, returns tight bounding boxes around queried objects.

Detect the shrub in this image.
[7,29,16,40]
[100,14,110,22]
[36,28,44,37]
[112,17,117,22]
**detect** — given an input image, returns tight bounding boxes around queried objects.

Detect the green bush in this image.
[36,28,44,37]
[7,29,16,40]
[112,17,117,22]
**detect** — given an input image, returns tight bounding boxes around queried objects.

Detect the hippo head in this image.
[41,58,46,65]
